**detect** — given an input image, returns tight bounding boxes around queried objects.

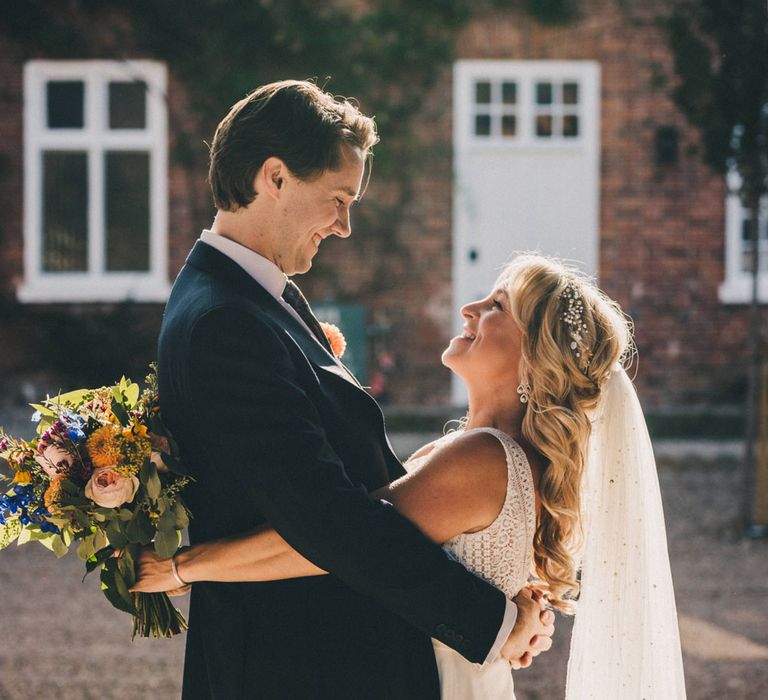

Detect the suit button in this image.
[454,634,463,643]
[436,623,447,635]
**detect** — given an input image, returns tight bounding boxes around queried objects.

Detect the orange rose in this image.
[320,322,346,358]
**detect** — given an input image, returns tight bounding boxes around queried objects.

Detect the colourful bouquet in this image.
[0,367,191,638]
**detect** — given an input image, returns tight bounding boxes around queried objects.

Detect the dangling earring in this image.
[517,382,531,404]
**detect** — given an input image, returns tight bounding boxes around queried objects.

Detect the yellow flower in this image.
[44,477,63,515]
[86,424,121,468]
[122,420,148,440]
[12,470,32,485]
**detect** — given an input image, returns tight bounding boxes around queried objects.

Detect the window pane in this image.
[535,82,553,105]
[502,81,517,104]
[42,152,88,271]
[535,114,553,137]
[501,115,517,137]
[105,152,150,271]
[47,81,84,128]
[474,114,491,136]
[563,114,579,137]
[109,81,147,129]
[475,81,491,104]
[563,82,579,105]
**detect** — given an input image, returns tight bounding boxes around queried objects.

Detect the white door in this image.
[452,60,601,404]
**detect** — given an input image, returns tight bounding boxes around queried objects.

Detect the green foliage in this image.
[665,0,768,201]
[0,518,21,549]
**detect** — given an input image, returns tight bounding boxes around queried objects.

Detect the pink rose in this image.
[35,443,75,478]
[85,466,140,508]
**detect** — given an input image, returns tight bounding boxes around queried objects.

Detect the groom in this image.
[158,80,553,699]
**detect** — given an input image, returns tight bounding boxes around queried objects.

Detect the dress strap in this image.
[462,427,537,551]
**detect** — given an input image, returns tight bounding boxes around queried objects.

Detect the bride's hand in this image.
[129,545,190,595]
[500,587,555,668]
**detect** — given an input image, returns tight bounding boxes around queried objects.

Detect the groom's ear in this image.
[261,157,286,201]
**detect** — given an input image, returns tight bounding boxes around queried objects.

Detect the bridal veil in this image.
[565,365,687,699]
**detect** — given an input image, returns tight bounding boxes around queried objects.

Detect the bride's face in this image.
[442,287,523,386]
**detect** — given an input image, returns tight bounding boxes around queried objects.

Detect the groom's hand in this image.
[130,546,190,595]
[500,587,555,669]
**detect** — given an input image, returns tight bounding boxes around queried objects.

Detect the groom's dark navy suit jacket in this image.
[158,241,506,699]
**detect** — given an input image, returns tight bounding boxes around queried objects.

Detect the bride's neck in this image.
[463,385,525,437]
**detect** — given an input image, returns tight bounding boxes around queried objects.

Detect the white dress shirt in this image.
[200,229,312,334]
[197,229,517,664]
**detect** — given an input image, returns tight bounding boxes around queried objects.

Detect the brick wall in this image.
[0,2,762,410]
[377,0,763,409]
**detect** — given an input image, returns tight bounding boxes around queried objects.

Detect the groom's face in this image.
[273,145,365,275]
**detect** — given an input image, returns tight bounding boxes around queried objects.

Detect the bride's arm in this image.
[132,431,507,591]
[131,522,326,593]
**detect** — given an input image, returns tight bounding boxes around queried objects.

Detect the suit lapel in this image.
[185,241,362,389]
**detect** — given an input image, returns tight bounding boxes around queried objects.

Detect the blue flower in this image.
[62,413,87,443]
[39,520,60,535]
[67,426,86,442]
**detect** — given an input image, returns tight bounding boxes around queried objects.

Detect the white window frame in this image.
[455,60,599,151]
[719,169,768,304]
[19,60,170,303]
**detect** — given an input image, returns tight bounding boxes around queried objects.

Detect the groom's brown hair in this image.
[208,79,378,211]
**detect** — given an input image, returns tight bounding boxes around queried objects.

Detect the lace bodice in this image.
[405,428,537,600]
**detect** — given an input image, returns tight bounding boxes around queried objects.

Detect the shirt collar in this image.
[200,229,287,300]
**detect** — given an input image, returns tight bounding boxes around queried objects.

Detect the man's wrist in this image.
[172,545,194,584]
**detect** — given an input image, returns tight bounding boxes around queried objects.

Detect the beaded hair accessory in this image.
[561,279,592,373]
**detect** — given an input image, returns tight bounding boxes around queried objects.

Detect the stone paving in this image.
[1,414,766,698]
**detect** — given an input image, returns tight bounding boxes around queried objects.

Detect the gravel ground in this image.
[1,412,766,699]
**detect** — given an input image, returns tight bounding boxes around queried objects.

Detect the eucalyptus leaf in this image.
[113,568,138,613]
[157,509,176,533]
[51,535,68,558]
[36,535,56,552]
[59,479,82,496]
[111,399,130,427]
[106,519,128,549]
[125,510,154,544]
[29,403,56,417]
[124,382,140,408]
[73,510,91,529]
[101,564,138,615]
[85,545,115,576]
[0,519,21,549]
[154,528,181,559]
[77,534,96,561]
[142,462,162,502]
[28,528,52,542]
[46,388,90,408]
[118,548,137,588]
[93,528,108,552]
[173,502,190,530]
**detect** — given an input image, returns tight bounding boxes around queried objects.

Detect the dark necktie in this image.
[282,279,334,354]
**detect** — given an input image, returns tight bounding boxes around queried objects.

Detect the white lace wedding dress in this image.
[405,427,537,700]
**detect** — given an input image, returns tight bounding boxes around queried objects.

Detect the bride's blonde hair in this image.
[497,254,634,613]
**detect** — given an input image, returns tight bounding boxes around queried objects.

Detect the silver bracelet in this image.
[171,552,189,587]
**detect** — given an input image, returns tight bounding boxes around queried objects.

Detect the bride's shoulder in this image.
[425,430,509,485]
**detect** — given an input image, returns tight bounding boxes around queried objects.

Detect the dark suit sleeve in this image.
[185,307,507,663]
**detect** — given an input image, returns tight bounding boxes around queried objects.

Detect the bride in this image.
[134,253,686,699]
